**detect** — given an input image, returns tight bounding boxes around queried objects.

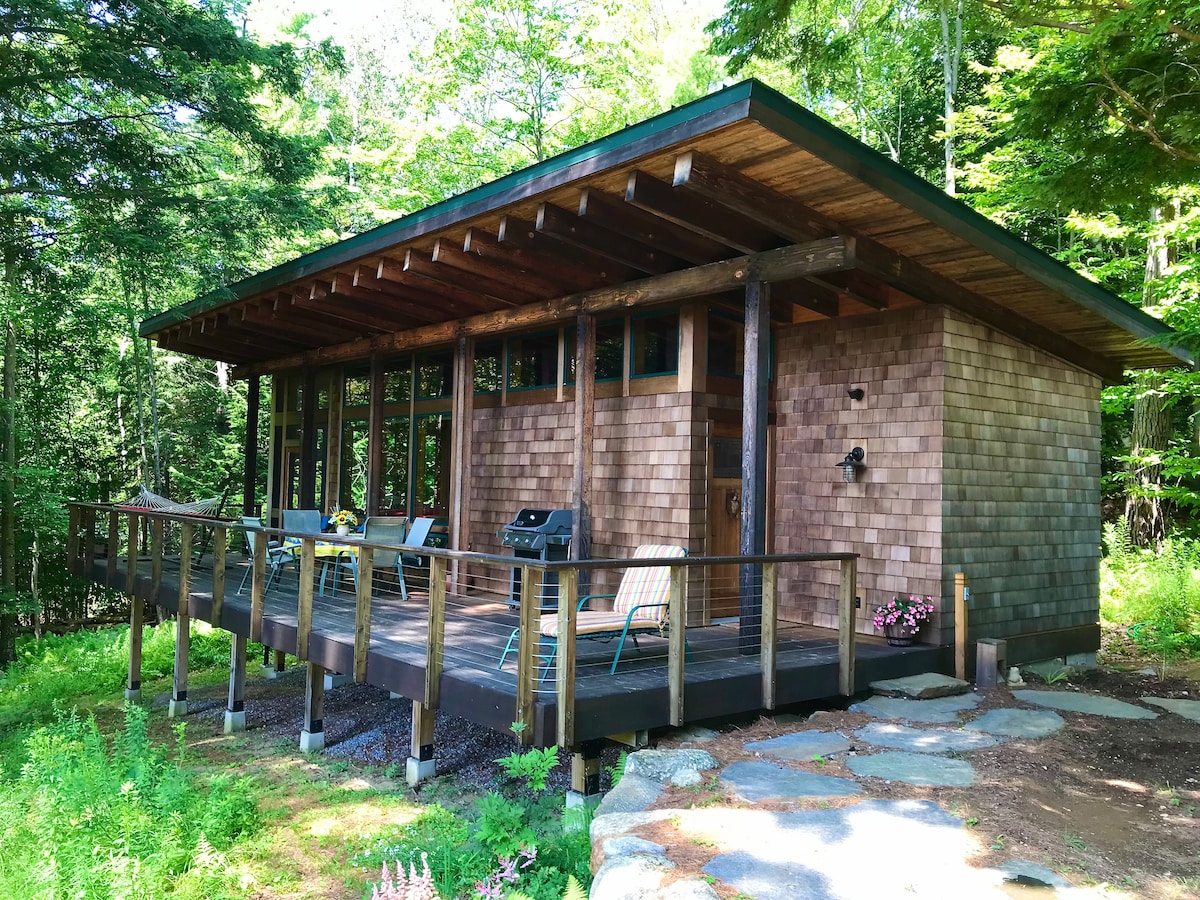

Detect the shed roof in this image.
[141,79,1191,379]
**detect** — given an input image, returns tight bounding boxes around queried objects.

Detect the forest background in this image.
[1,0,1198,664]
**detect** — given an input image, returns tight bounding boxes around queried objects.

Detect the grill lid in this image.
[502,508,572,534]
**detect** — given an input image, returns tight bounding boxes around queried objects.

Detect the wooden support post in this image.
[249,531,267,642]
[425,556,446,708]
[299,368,317,510]
[170,522,194,718]
[667,564,686,726]
[126,513,142,702]
[739,280,769,654]
[210,525,227,626]
[449,337,474,588]
[515,564,537,744]
[354,548,374,683]
[150,517,163,607]
[571,314,595,565]
[568,739,605,808]
[838,556,857,696]
[243,374,260,516]
[324,371,343,509]
[271,648,286,677]
[955,571,968,681]
[760,561,778,710]
[297,537,315,660]
[556,567,578,747]
[84,506,97,564]
[107,509,120,588]
[408,699,437,785]
[67,505,80,574]
[225,633,248,733]
[365,354,385,517]
[300,661,325,752]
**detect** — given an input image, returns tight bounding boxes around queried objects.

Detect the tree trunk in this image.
[940,0,964,196]
[1123,203,1178,551]
[0,306,15,667]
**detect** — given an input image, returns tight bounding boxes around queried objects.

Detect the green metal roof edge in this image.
[140,80,761,338]
[742,80,1194,368]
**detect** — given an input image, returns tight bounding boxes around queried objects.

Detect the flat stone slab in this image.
[625,749,718,786]
[594,773,664,817]
[854,722,1002,754]
[1142,696,1200,722]
[719,760,861,801]
[850,693,980,723]
[1013,689,1158,720]
[965,708,1065,739]
[590,853,675,900]
[870,672,971,699]
[601,835,667,860]
[846,751,975,787]
[745,730,851,760]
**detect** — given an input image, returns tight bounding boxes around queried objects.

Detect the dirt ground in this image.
[139,636,1199,899]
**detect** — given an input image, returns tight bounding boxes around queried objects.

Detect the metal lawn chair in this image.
[236,516,297,594]
[498,544,688,679]
[329,516,409,599]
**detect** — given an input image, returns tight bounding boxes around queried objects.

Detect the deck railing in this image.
[67,502,859,748]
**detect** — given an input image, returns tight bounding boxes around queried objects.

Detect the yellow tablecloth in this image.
[283,536,360,558]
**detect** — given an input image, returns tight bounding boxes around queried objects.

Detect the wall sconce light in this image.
[848,388,865,401]
[836,447,865,482]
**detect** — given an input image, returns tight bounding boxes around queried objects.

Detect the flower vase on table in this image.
[873,594,936,647]
[328,508,358,538]
[336,524,351,537]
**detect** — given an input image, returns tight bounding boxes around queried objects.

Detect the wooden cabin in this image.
[75,79,1189,779]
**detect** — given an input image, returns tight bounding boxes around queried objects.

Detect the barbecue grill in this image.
[498,508,572,609]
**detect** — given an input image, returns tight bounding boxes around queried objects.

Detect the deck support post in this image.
[739,280,769,654]
[169,522,194,718]
[225,633,248,733]
[760,561,778,710]
[556,567,578,747]
[407,701,437,785]
[243,374,260,516]
[571,314,595,568]
[297,537,315,659]
[515,565,537,744]
[211,525,226,626]
[250,531,266,642]
[300,661,325,753]
[107,509,120,588]
[150,517,163,612]
[264,648,287,679]
[667,565,686,726]
[126,513,142,702]
[566,739,605,808]
[954,571,968,681]
[838,556,858,696]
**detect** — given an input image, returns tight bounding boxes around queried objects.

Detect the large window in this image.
[564,319,624,384]
[413,414,452,517]
[380,416,410,515]
[507,332,559,390]
[418,351,453,399]
[474,341,502,394]
[631,311,679,377]
[707,311,744,378]
[340,419,370,511]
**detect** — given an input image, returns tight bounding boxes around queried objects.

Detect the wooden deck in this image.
[89,552,947,746]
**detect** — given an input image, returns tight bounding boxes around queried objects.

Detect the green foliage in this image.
[496,743,560,792]
[0,704,258,900]
[1101,522,1200,661]
[508,875,588,900]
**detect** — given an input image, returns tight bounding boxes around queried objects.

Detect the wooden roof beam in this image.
[431,238,565,298]
[158,335,253,364]
[241,302,359,345]
[464,227,609,291]
[576,187,732,265]
[295,283,413,333]
[329,273,444,325]
[404,248,532,306]
[773,278,839,319]
[497,216,638,284]
[536,201,683,275]
[672,150,838,243]
[624,170,780,254]
[848,237,1124,382]
[233,236,851,378]
[377,255,509,315]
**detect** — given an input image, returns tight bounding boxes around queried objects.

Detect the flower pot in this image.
[336,524,351,536]
[883,623,919,647]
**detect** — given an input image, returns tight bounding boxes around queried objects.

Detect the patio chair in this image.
[282,508,323,537]
[236,516,297,594]
[498,544,688,679]
[332,517,437,601]
[328,516,409,599]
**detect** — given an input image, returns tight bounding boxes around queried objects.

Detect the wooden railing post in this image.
[171,521,194,717]
[425,556,445,707]
[760,561,778,710]
[67,505,80,574]
[126,512,142,702]
[354,547,375,683]
[249,531,267,642]
[838,556,858,696]
[150,517,164,610]
[515,564,537,744]
[210,525,226,626]
[955,571,969,681]
[107,509,120,588]
[556,566,578,747]
[296,537,315,660]
[668,564,686,726]
[84,506,97,564]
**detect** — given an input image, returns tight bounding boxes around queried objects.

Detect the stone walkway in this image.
[590,677,1194,900]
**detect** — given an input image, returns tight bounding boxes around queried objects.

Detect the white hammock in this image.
[117,486,223,518]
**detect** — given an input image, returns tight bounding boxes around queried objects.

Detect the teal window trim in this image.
[629,309,680,379]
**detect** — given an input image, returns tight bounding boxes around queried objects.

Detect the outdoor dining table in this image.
[282,534,361,595]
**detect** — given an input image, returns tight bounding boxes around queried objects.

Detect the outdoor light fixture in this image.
[836,447,865,482]
[847,388,865,401]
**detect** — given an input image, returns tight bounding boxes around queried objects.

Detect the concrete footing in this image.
[389,691,403,700]
[167,699,188,718]
[406,756,436,786]
[324,672,352,690]
[224,710,247,734]
[299,729,325,753]
[124,688,142,703]
[565,789,603,810]
[263,665,286,680]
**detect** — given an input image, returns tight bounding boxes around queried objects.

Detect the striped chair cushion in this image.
[540,611,662,638]
[611,544,687,624]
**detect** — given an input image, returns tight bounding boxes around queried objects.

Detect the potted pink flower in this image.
[873,594,936,646]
